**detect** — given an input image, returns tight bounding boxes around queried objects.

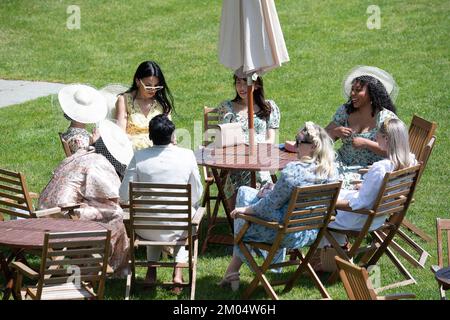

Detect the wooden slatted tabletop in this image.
[0,218,109,249]
[195,143,297,171]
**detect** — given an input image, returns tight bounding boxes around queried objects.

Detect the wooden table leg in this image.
[199,169,235,249]
[1,251,20,300]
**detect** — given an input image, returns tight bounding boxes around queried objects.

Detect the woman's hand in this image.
[333,126,353,139]
[230,206,252,219]
[257,182,274,198]
[91,127,100,144]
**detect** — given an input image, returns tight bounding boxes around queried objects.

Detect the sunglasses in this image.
[295,138,313,147]
[139,79,163,92]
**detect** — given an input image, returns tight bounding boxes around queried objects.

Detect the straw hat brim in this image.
[342,66,399,102]
[98,119,134,165]
[58,84,108,124]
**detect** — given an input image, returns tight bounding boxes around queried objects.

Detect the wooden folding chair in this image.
[11,230,111,300]
[235,181,342,300]
[379,135,436,268]
[399,114,437,243]
[125,183,205,300]
[431,218,450,299]
[200,107,223,253]
[335,256,415,300]
[58,132,73,157]
[0,168,74,219]
[325,164,422,292]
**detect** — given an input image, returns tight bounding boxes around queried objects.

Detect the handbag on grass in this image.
[319,247,338,272]
[213,123,245,148]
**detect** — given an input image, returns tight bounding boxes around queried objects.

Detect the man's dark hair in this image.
[148,114,175,145]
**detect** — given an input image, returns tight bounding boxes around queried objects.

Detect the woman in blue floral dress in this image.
[325,66,399,189]
[218,122,338,291]
[216,73,281,204]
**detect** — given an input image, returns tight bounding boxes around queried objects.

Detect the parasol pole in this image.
[247,75,256,154]
[247,75,257,188]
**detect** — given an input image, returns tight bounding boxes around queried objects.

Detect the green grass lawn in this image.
[0,0,449,300]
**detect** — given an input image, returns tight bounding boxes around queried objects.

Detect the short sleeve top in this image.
[216,99,280,143]
[332,105,398,166]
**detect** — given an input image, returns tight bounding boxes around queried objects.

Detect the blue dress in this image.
[233,161,338,267]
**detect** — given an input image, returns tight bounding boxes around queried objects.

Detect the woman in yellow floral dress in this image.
[115,61,174,150]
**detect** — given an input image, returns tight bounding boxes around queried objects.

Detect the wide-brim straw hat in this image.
[99,84,128,121]
[342,66,399,102]
[58,84,107,123]
[98,119,134,165]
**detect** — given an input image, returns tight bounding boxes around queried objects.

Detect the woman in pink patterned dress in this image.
[38,148,130,277]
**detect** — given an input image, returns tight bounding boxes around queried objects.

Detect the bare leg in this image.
[224,254,243,275]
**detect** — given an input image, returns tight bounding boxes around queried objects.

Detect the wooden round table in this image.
[0,218,109,300]
[195,143,298,250]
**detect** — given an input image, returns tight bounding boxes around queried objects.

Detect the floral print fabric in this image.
[38,150,130,276]
[216,100,281,197]
[233,161,338,266]
[61,127,91,154]
[123,93,165,151]
[332,105,397,189]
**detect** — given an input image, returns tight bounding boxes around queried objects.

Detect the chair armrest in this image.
[59,203,81,211]
[377,293,416,300]
[431,265,441,274]
[120,202,130,209]
[235,213,281,230]
[192,207,206,226]
[358,168,369,174]
[58,203,81,219]
[34,207,63,218]
[11,261,39,279]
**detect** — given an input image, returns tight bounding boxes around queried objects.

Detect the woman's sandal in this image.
[217,272,240,292]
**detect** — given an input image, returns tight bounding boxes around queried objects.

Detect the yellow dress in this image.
[123,93,166,151]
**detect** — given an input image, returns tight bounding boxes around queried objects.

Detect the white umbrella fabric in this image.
[219,0,289,147]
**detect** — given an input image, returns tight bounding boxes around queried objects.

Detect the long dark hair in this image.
[125,61,174,114]
[344,75,396,116]
[231,75,271,120]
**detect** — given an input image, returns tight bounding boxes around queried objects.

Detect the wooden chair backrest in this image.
[436,218,450,269]
[58,132,73,157]
[371,164,422,224]
[409,114,437,162]
[335,256,378,300]
[129,182,193,253]
[202,106,220,180]
[203,106,220,147]
[0,168,35,219]
[37,230,111,300]
[283,182,342,234]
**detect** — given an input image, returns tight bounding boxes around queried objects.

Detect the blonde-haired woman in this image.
[219,122,338,291]
[322,118,416,247]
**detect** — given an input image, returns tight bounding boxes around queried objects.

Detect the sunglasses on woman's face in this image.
[295,139,313,147]
[139,79,163,92]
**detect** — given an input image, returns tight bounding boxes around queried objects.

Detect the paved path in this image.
[0,79,65,108]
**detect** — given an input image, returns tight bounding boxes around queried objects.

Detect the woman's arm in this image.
[325,122,353,141]
[351,137,387,157]
[265,128,277,144]
[335,199,353,211]
[230,205,255,218]
[115,95,128,132]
